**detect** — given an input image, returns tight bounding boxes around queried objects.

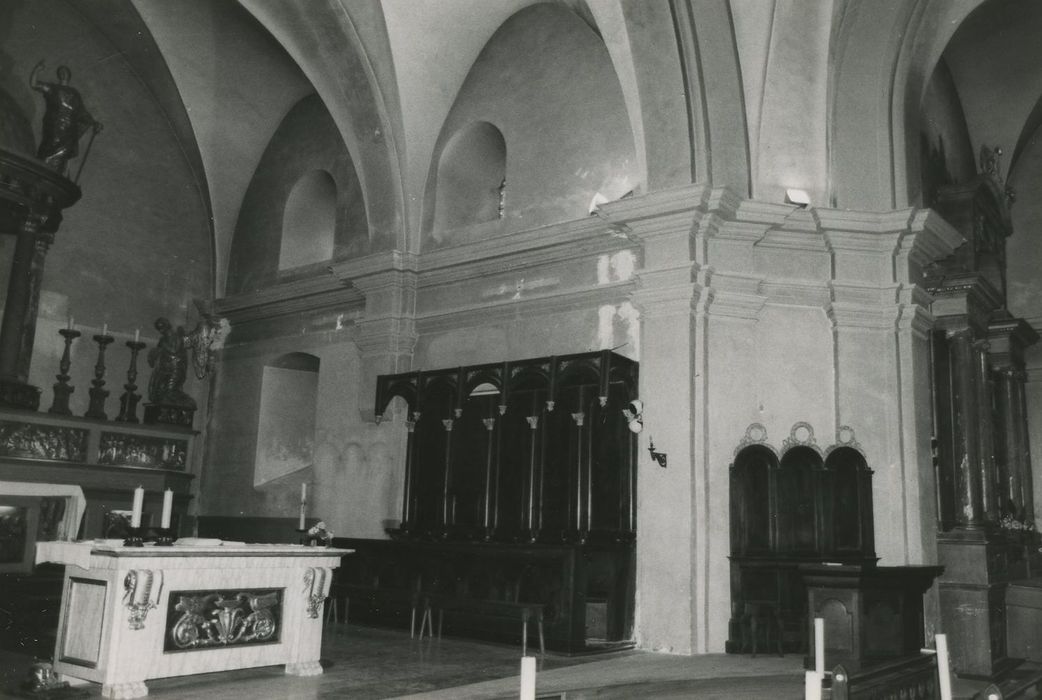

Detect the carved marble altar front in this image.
[36,541,349,699]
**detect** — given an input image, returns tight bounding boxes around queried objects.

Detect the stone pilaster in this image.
[333,251,419,415]
[600,184,709,654]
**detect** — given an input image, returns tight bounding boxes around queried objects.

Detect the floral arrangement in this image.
[307,521,333,545]
[999,514,1035,533]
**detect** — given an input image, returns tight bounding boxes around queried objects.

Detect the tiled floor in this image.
[0,623,806,699]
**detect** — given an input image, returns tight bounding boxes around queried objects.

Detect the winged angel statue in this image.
[147,300,230,408]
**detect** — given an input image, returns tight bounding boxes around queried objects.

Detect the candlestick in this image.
[48,327,81,415]
[84,332,114,420]
[161,489,173,529]
[116,340,147,423]
[131,486,144,529]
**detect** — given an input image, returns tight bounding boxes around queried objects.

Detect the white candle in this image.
[301,482,308,504]
[130,486,144,528]
[298,502,306,530]
[804,671,822,700]
[814,617,825,675]
[102,323,108,337]
[134,328,140,344]
[160,489,173,529]
[936,633,953,700]
[520,656,536,700]
[67,315,73,331]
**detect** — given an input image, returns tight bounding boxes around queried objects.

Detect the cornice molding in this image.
[215,276,364,324]
[415,279,635,335]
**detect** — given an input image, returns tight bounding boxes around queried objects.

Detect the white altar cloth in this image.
[37,541,351,699]
[0,480,85,540]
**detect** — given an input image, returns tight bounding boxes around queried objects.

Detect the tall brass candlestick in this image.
[48,327,80,415]
[116,340,147,423]
[84,333,114,420]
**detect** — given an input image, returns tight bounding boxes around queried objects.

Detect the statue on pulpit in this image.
[30,60,102,176]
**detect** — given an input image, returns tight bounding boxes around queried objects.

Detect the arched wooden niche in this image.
[373,350,638,544]
[726,425,876,654]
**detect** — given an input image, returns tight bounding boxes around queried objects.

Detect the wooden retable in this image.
[36,541,351,699]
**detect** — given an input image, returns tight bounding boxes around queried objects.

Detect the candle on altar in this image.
[134,328,140,344]
[298,502,306,530]
[102,323,108,337]
[300,482,307,504]
[67,315,73,331]
[161,489,173,529]
[130,486,144,528]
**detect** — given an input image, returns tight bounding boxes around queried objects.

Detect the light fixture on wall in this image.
[621,399,643,433]
[647,437,667,468]
[784,188,811,208]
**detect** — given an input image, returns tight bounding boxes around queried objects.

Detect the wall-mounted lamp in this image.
[621,399,643,434]
[784,188,811,208]
[647,437,667,468]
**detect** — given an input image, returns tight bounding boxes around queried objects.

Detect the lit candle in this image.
[130,486,144,529]
[134,328,140,344]
[814,617,825,675]
[160,489,173,529]
[102,323,108,337]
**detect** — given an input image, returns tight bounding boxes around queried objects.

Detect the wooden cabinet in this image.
[727,438,876,653]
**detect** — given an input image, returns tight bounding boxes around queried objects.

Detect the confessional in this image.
[726,426,877,654]
[336,350,638,653]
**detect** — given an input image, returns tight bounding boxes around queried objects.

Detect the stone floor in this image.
[0,622,807,699]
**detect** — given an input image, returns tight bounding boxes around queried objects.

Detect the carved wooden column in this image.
[0,151,81,410]
[987,318,1039,521]
[930,273,1012,679]
[944,328,987,528]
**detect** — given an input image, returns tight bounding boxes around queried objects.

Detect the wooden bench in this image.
[423,594,546,656]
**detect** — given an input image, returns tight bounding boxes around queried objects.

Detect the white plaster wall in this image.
[704,311,763,651]
[204,331,405,538]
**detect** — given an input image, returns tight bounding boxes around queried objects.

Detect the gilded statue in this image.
[30,60,102,175]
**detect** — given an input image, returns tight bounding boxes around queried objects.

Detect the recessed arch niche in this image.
[727,423,877,654]
[279,170,337,270]
[254,352,320,487]
[431,122,506,235]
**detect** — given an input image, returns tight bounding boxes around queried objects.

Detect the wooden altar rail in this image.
[830,654,940,699]
[331,537,634,654]
[830,654,1042,700]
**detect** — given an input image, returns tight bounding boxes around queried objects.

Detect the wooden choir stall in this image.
[336,351,638,653]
